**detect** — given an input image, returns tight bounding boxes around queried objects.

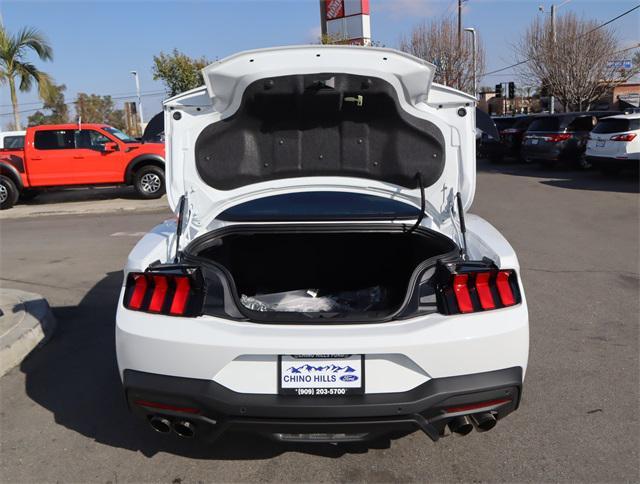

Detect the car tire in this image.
[0,175,19,210]
[134,165,165,199]
[577,154,592,170]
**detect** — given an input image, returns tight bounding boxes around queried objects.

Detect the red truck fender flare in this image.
[124,154,165,185]
[0,160,24,190]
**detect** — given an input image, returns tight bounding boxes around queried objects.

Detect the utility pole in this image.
[457,0,463,50]
[550,4,556,113]
[130,71,144,130]
[464,28,477,99]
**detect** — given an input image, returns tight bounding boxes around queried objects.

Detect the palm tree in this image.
[0,26,53,129]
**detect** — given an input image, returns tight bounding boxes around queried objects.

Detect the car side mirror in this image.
[102,142,118,152]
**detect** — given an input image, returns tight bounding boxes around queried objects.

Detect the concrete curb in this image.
[0,289,57,377]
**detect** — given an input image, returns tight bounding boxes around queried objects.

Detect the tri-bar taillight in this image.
[123,266,205,317]
[437,263,521,315]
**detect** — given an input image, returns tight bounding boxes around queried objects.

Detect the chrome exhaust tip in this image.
[447,415,473,436]
[173,420,196,438]
[470,412,497,432]
[149,416,171,434]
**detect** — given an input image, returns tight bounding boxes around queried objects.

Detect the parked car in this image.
[500,115,535,162]
[0,130,25,150]
[586,113,640,174]
[0,123,165,209]
[521,111,620,168]
[479,116,533,163]
[116,46,529,445]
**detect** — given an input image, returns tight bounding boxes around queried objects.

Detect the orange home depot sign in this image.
[323,0,371,45]
[326,0,344,20]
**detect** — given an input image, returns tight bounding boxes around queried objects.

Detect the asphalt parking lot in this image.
[0,160,638,482]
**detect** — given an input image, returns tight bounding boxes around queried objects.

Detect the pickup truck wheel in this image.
[0,175,19,210]
[134,166,165,199]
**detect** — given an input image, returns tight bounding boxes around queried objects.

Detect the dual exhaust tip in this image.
[447,412,497,436]
[149,416,196,438]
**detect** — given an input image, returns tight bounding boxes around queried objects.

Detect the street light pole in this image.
[539,0,570,114]
[464,28,477,99]
[550,4,556,113]
[130,71,144,128]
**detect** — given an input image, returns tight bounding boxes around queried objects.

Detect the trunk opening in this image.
[186,225,458,322]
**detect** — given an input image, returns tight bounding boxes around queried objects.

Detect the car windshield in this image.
[592,118,634,134]
[528,117,561,132]
[103,126,136,143]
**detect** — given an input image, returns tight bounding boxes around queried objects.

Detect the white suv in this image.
[586,113,640,173]
[116,46,529,444]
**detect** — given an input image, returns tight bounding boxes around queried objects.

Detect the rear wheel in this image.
[0,175,19,210]
[134,165,165,199]
[577,154,592,170]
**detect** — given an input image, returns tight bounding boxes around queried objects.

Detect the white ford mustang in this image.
[116,46,529,443]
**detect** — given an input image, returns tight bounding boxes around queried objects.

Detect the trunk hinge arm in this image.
[406,172,426,234]
[174,194,189,263]
[447,190,468,260]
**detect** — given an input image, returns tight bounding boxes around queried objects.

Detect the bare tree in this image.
[516,13,638,111]
[399,18,485,95]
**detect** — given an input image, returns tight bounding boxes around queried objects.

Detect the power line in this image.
[482,3,640,77]
[0,90,167,117]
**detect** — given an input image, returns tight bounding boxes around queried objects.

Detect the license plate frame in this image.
[278,355,365,397]
[596,140,606,148]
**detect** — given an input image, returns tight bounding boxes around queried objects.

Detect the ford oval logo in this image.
[340,374,358,382]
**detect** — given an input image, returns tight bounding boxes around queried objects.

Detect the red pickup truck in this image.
[0,123,165,209]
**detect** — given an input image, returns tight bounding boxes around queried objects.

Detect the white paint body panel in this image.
[116,46,528,397]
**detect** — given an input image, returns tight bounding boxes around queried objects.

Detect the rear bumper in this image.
[124,366,523,442]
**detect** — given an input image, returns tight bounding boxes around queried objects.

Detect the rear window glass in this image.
[493,118,518,130]
[567,116,596,132]
[592,118,638,133]
[218,192,420,222]
[528,117,561,132]
[34,130,76,150]
[513,117,533,130]
[3,135,24,149]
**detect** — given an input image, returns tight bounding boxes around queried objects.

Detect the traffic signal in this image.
[495,84,502,98]
[508,82,516,99]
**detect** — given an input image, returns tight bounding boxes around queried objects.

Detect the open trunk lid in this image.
[164,46,476,225]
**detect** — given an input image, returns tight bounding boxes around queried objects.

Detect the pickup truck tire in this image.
[0,175,19,210]
[134,165,165,199]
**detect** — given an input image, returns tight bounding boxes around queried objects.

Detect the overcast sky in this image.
[1,0,638,127]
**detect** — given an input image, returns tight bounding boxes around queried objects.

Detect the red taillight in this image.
[124,269,203,317]
[475,272,496,310]
[439,269,520,315]
[128,274,147,310]
[610,133,637,142]
[170,276,191,315]
[546,133,571,142]
[148,275,169,312]
[453,274,474,313]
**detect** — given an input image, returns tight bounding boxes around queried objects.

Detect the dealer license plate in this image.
[530,138,539,145]
[596,140,606,147]
[279,355,364,396]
